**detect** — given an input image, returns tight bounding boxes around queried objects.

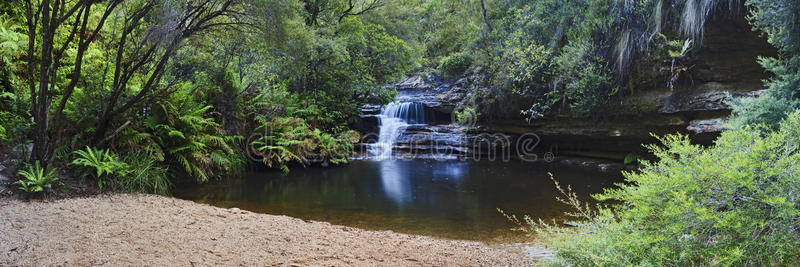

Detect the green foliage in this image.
[117,153,171,196]
[455,106,479,125]
[551,41,617,117]
[250,115,356,173]
[15,161,60,194]
[511,113,800,265]
[338,17,414,85]
[729,0,800,129]
[70,147,171,195]
[0,14,25,67]
[437,52,474,79]
[70,147,127,190]
[251,116,314,173]
[244,79,357,173]
[416,0,481,65]
[0,14,29,144]
[316,129,358,166]
[501,31,552,92]
[665,37,693,59]
[136,86,243,183]
[730,91,799,131]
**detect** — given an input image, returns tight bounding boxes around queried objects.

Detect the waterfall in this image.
[382,102,427,124]
[369,102,427,159]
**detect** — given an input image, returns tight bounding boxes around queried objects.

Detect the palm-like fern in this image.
[250,115,356,173]
[246,83,356,173]
[251,116,314,173]
[15,161,60,194]
[70,146,127,189]
[133,87,242,183]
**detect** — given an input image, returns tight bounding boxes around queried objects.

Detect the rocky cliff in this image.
[372,11,776,161]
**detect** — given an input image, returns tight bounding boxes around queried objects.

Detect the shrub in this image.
[508,112,800,265]
[15,161,60,194]
[550,41,617,117]
[729,91,799,131]
[316,129,358,166]
[455,106,479,125]
[501,32,552,91]
[730,0,800,130]
[246,82,357,173]
[437,52,473,79]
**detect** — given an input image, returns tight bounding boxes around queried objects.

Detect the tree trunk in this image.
[32,0,54,166]
[479,0,492,32]
[479,0,493,59]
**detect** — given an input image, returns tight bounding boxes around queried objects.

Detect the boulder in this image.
[687,118,729,134]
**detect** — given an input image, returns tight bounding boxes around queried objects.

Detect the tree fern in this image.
[127,86,243,183]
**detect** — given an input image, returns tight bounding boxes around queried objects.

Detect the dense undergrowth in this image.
[0,0,409,195]
[507,114,800,265]
[502,0,800,265]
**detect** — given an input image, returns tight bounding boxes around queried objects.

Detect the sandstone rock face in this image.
[393,124,471,155]
[363,11,774,161]
[393,74,460,114]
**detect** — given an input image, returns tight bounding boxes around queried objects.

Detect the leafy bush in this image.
[316,129,358,166]
[455,106,479,125]
[245,81,357,173]
[729,91,799,131]
[500,32,552,92]
[550,41,617,117]
[437,52,473,79]
[509,112,800,265]
[15,161,60,194]
[251,116,315,173]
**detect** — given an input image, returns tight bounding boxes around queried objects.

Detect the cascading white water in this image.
[369,102,427,159]
[382,102,427,124]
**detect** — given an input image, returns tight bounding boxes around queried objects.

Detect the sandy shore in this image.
[0,194,533,266]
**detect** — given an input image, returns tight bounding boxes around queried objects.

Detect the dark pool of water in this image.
[177,159,623,243]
